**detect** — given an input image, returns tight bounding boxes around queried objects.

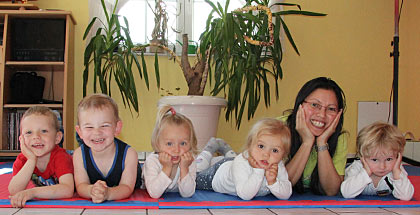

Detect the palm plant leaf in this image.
[82,0,157,114]
[201,0,325,128]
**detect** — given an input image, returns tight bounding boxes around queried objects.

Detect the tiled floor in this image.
[1,207,419,215]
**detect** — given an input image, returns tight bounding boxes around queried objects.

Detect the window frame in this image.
[116,0,247,53]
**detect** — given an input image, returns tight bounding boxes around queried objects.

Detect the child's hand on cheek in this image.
[248,156,261,169]
[159,152,173,177]
[158,152,173,168]
[265,163,278,185]
[392,153,402,180]
[180,151,193,170]
[91,181,108,203]
[361,157,372,176]
[19,136,36,161]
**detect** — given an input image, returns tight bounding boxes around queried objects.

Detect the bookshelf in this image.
[0,10,75,157]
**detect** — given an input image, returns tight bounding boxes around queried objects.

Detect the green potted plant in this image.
[152,0,325,128]
[82,0,153,113]
[83,0,325,130]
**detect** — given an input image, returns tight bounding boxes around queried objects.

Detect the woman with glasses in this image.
[279,77,347,196]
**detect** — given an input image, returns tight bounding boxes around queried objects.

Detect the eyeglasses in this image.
[303,101,338,115]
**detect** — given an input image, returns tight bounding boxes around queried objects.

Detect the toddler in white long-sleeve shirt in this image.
[340,122,414,200]
[142,105,197,199]
[196,118,293,200]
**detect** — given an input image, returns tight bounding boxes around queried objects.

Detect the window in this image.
[118,0,246,45]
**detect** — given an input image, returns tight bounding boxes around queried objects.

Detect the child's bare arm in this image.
[8,138,37,195]
[8,160,36,195]
[9,173,74,208]
[73,147,95,199]
[34,173,74,199]
[105,147,138,201]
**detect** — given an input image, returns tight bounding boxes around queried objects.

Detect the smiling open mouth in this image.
[311,119,325,128]
[92,138,105,144]
[260,160,269,166]
[32,143,44,148]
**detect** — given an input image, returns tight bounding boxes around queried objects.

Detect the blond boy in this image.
[8,106,74,207]
[341,122,414,200]
[73,94,141,203]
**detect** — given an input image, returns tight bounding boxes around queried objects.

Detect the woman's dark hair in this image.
[286,77,346,195]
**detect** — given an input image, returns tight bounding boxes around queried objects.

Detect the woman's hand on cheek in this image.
[296,105,315,146]
[317,109,342,145]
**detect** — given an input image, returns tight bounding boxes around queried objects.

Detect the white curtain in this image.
[86,0,130,42]
[269,0,283,13]
[269,0,285,48]
[86,0,283,43]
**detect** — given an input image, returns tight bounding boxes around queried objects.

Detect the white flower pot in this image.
[158,96,227,150]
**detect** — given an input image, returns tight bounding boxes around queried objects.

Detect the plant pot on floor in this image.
[158,96,227,150]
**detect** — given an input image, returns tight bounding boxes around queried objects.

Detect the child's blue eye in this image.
[167,142,172,146]
[272,148,279,153]
[180,141,187,146]
[386,158,393,161]
[25,131,32,135]
[371,159,378,162]
[257,144,264,149]
[41,129,48,133]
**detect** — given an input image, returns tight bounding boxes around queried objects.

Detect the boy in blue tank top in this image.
[73,94,141,203]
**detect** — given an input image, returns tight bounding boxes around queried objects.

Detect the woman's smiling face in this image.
[302,89,338,137]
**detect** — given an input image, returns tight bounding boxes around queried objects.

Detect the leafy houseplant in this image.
[83,0,152,113]
[150,0,325,128]
[83,0,325,129]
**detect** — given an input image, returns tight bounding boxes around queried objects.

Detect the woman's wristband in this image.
[315,144,329,152]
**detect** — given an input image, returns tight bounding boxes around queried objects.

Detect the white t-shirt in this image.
[212,152,292,200]
[340,160,414,201]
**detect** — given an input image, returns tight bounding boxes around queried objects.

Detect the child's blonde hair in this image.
[151,105,198,154]
[21,106,60,132]
[245,118,291,159]
[77,94,120,124]
[357,121,405,158]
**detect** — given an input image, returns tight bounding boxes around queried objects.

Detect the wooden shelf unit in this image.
[0,10,75,157]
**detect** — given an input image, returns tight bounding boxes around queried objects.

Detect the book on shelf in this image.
[7,109,25,151]
[7,109,63,151]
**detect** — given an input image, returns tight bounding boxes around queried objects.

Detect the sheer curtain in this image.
[86,0,130,42]
[86,0,283,44]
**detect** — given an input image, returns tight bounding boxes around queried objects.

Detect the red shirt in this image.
[13,145,73,183]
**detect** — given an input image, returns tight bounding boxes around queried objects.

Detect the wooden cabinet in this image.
[0,10,75,157]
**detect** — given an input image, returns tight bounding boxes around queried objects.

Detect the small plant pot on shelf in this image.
[149,39,166,53]
[158,96,227,150]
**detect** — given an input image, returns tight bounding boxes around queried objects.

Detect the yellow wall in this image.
[399,2,420,143]
[37,0,420,155]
